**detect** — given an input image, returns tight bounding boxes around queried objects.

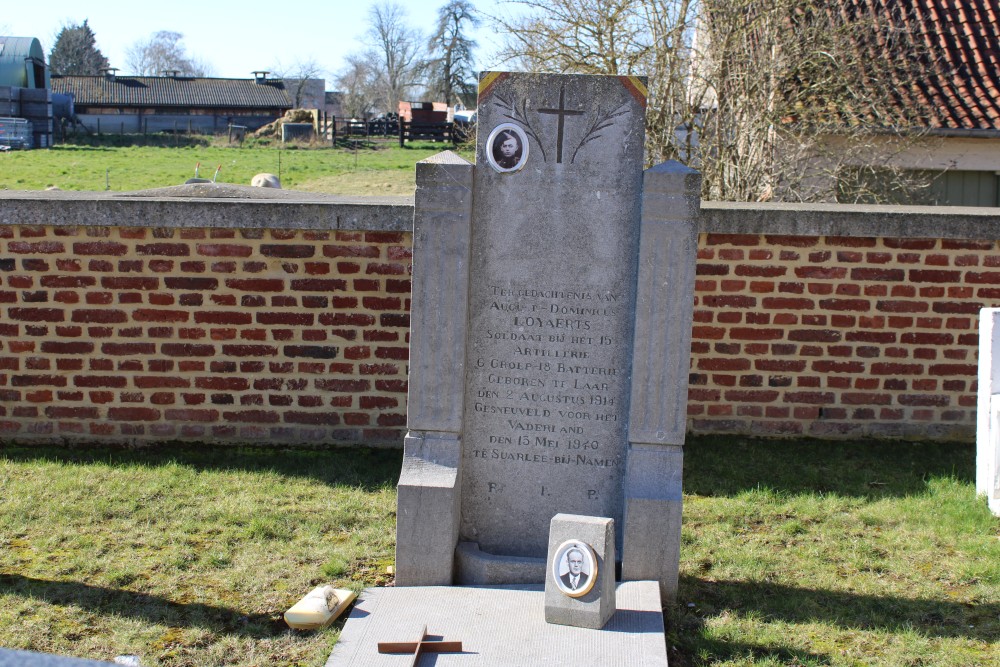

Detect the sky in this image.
[3,0,512,84]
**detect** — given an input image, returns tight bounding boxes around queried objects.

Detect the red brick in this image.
[850,268,904,281]
[375,347,408,360]
[108,407,160,421]
[706,234,759,246]
[788,329,841,342]
[812,360,864,373]
[388,246,412,260]
[40,341,94,355]
[45,406,99,419]
[291,278,348,291]
[876,300,927,313]
[320,313,376,327]
[376,380,407,392]
[784,391,835,404]
[727,328,784,340]
[735,265,786,277]
[195,311,253,325]
[261,244,315,258]
[101,277,159,291]
[927,363,976,376]
[226,278,284,292]
[697,358,752,371]
[795,267,846,279]
[360,363,399,375]
[323,245,379,258]
[941,239,994,250]
[826,236,877,248]
[697,264,730,276]
[137,243,188,256]
[257,312,314,326]
[761,297,814,310]
[883,238,936,250]
[933,302,984,314]
[354,279,381,291]
[133,309,189,323]
[9,241,64,254]
[73,375,127,388]
[818,298,869,312]
[765,235,818,247]
[196,377,251,391]
[360,395,398,409]
[162,343,215,357]
[316,379,370,392]
[870,362,923,375]
[9,308,65,322]
[285,411,341,425]
[898,394,949,406]
[366,263,407,276]
[40,276,96,289]
[222,410,280,423]
[908,269,961,283]
[901,332,953,345]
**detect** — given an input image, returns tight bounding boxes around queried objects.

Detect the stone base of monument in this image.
[454,541,546,584]
[326,582,667,666]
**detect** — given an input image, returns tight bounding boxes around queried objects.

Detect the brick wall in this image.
[689,232,992,440]
[0,222,412,445]
[3,192,1000,445]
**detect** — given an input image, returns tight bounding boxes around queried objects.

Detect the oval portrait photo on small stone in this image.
[486,123,529,173]
[552,539,597,598]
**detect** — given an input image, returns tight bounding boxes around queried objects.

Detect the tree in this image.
[336,54,380,118]
[125,31,213,76]
[426,0,480,106]
[492,0,934,203]
[48,20,109,75]
[364,2,426,113]
[272,58,326,108]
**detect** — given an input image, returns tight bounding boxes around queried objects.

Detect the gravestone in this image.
[397,71,700,601]
[977,308,1000,515]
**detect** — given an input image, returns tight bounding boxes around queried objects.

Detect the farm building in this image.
[50,70,324,134]
[0,35,54,148]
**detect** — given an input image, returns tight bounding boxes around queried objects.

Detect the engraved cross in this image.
[538,86,584,164]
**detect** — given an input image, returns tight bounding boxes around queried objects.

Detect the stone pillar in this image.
[977,308,1000,516]
[622,161,701,601]
[395,152,474,585]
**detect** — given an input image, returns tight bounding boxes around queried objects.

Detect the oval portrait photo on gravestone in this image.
[552,540,597,598]
[486,123,529,173]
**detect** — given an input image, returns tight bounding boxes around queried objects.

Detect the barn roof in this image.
[51,75,293,109]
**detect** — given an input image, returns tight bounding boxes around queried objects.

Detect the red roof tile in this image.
[850,0,1000,130]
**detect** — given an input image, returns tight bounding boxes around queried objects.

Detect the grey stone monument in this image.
[545,514,616,629]
[396,71,700,602]
[977,307,1000,516]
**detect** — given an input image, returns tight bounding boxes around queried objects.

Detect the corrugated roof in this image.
[51,75,293,109]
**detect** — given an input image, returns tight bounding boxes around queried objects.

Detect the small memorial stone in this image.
[544,513,616,629]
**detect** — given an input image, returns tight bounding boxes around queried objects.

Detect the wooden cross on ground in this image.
[378,624,464,665]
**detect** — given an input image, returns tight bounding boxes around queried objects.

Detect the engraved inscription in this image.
[466,283,628,472]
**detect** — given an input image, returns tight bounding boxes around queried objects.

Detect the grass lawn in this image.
[0,139,474,194]
[1,438,998,666]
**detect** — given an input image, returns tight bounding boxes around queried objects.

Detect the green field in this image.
[1,438,997,666]
[0,139,474,194]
